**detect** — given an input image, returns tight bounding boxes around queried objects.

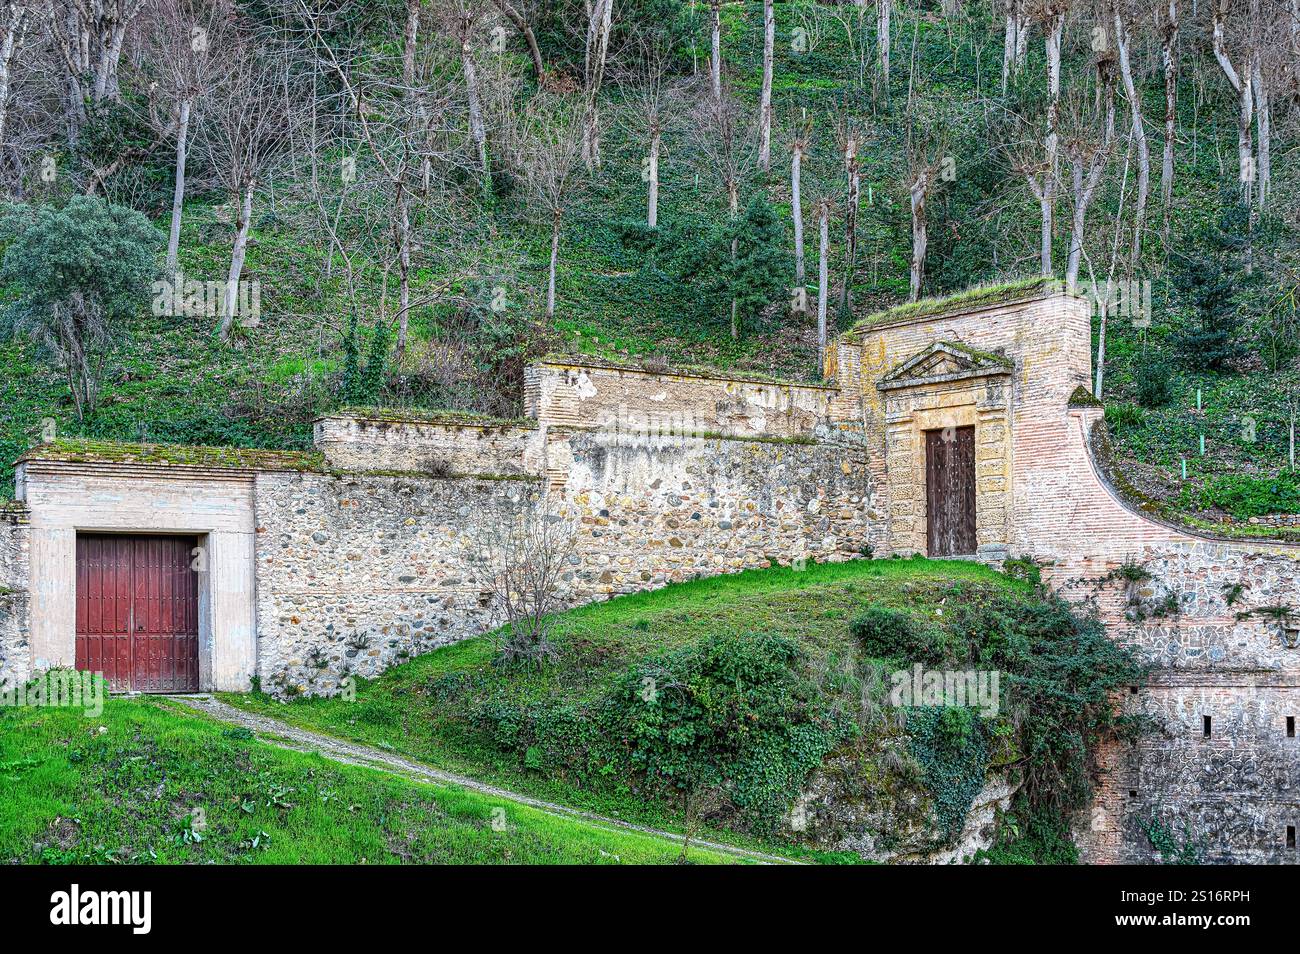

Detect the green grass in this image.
[222,556,1027,859]
[0,693,733,864]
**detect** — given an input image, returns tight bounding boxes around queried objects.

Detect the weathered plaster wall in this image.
[314,414,540,476]
[0,505,30,690]
[526,359,845,439]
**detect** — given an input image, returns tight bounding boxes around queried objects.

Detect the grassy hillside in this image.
[2,2,1295,515]
[224,556,1143,863]
[0,691,733,864]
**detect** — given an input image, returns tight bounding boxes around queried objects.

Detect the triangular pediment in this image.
[876,341,1012,391]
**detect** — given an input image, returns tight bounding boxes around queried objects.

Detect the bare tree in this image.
[148,0,221,276]
[0,1,27,168]
[815,194,834,368]
[1002,0,1031,91]
[709,0,722,103]
[1009,0,1066,277]
[581,0,614,167]
[1062,89,1112,289]
[470,493,576,667]
[439,1,493,198]
[1212,0,1257,204]
[195,34,292,341]
[1112,0,1149,267]
[691,86,754,338]
[906,119,951,302]
[878,0,892,102]
[46,0,149,145]
[838,116,863,315]
[488,0,545,82]
[620,32,684,230]
[790,114,812,315]
[1159,0,1178,234]
[519,93,588,321]
[758,0,774,170]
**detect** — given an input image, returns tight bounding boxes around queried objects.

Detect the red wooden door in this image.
[925,426,977,557]
[76,535,199,692]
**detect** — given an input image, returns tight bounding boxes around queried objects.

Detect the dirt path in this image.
[166,695,801,866]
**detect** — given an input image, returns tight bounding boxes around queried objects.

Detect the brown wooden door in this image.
[76,534,199,692]
[926,426,977,557]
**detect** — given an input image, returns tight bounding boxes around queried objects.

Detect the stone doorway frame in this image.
[876,343,1014,562]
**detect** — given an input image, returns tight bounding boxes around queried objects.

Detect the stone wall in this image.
[836,290,1299,865]
[314,413,539,476]
[1110,677,1300,864]
[252,425,881,695]
[551,428,878,600]
[0,504,30,691]
[251,470,537,695]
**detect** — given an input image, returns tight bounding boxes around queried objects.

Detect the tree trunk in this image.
[839,137,859,314]
[490,0,545,82]
[461,30,492,198]
[729,180,739,339]
[1040,13,1063,276]
[1066,149,1106,290]
[647,130,660,228]
[402,0,419,88]
[1095,305,1107,398]
[817,201,830,370]
[710,1,722,102]
[1114,12,1149,267]
[1212,1,1254,203]
[791,142,806,310]
[396,183,412,357]
[165,97,191,275]
[219,178,254,341]
[547,211,561,320]
[759,0,774,171]
[1252,54,1270,207]
[909,169,928,302]
[1001,0,1017,93]
[1160,0,1178,233]
[0,6,21,162]
[878,0,891,102]
[583,0,612,167]
[1290,399,1296,469]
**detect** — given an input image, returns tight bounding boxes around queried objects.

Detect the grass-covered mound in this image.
[227,557,1143,862]
[0,692,732,864]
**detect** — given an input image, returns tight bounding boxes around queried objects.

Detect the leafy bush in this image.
[468,631,855,833]
[0,196,161,420]
[851,606,940,661]
[1134,362,1175,408]
[602,632,855,830]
